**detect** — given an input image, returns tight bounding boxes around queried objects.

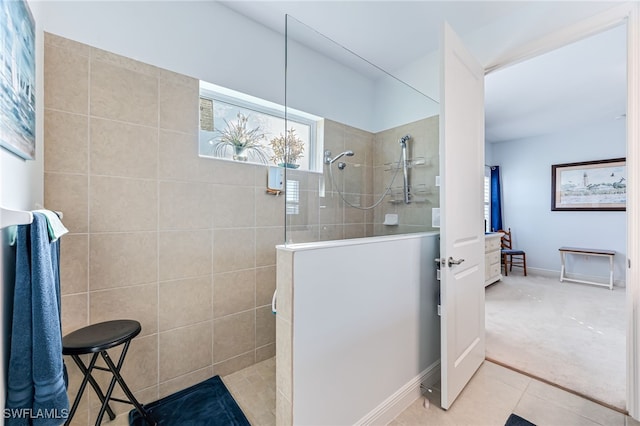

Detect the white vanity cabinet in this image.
[485,233,502,286]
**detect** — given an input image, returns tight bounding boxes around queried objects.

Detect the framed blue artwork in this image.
[0,0,36,160]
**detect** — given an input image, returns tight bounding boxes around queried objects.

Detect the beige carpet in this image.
[485,273,626,409]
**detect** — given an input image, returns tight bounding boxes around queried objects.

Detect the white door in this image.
[439,22,486,410]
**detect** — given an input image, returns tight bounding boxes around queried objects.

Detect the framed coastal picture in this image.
[551,158,626,211]
[0,0,36,160]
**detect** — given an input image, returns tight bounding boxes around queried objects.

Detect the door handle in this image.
[448,257,465,267]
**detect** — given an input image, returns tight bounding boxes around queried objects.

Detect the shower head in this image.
[329,150,355,164]
[398,135,411,146]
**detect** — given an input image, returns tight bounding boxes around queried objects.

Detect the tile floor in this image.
[107,356,640,425]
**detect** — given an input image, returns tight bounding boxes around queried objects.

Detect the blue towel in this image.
[6,213,69,425]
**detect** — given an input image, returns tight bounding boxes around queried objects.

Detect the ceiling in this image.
[219,1,627,143]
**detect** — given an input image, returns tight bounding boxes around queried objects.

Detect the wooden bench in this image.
[558,246,615,290]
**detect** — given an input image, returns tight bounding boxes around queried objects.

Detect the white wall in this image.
[35,1,385,132]
[283,233,441,425]
[490,118,627,283]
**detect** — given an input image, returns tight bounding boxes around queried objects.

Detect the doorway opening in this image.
[483,23,627,411]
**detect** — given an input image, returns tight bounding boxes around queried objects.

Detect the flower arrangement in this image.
[269,128,305,168]
[210,112,268,163]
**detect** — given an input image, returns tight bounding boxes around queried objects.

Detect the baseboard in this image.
[354,360,440,426]
[526,267,626,287]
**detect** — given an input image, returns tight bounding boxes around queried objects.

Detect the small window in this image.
[198,81,320,171]
[484,170,491,232]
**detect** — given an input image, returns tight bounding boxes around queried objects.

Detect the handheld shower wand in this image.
[324,150,354,164]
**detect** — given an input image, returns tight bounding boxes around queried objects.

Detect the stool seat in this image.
[62,319,155,425]
[63,320,141,355]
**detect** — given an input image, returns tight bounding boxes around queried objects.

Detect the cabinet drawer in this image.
[489,263,501,278]
[488,250,500,266]
[485,237,501,252]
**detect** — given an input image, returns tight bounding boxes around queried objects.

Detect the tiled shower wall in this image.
[285,116,439,245]
[373,115,440,235]
[285,119,375,244]
[43,33,281,423]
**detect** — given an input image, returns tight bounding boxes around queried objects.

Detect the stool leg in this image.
[101,343,156,426]
[66,354,117,425]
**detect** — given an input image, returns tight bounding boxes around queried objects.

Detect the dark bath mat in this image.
[129,375,250,426]
[505,413,536,426]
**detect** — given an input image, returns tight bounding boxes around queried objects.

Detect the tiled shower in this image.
[44,28,439,424]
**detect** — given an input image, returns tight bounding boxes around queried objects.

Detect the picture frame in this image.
[0,0,36,160]
[551,158,626,211]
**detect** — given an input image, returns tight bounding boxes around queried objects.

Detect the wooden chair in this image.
[497,228,527,276]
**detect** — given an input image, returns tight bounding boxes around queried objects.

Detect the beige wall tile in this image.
[44,172,88,233]
[90,118,158,179]
[276,317,292,401]
[44,45,89,113]
[210,159,258,187]
[345,126,374,167]
[214,352,255,377]
[159,366,214,398]
[90,284,158,336]
[159,276,213,331]
[160,181,213,230]
[213,270,255,318]
[276,389,293,426]
[159,321,213,381]
[344,195,366,224]
[319,193,344,225]
[89,176,158,232]
[44,109,88,174]
[159,78,198,134]
[119,334,158,392]
[212,185,255,229]
[90,60,158,126]
[275,250,292,323]
[344,224,366,240]
[61,293,88,336]
[158,230,212,281]
[323,120,345,155]
[287,190,319,228]
[256,343,276,362]
[256,227,283,267]
[320,224,344,241]
[256,306,275,348]
[158,130,200,181]
[60,234,88,295]
[91,47,159,78]
[213,229,255,273]
[256,266,276,307]
[90,232,158,290]
[213,311,255,363]
[45,32,90,56]
[255,188,284,227]
[158,68,196,86]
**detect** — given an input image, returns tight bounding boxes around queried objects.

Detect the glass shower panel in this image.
[284,15,440,244]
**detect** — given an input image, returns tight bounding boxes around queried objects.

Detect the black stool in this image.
[62,320,155,425]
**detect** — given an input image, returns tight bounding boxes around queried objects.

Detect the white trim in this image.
[486,3,634,75]
[626,2,640,420]
[353,361,440,426]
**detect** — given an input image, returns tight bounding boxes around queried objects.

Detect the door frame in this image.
[484,2,640,418]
